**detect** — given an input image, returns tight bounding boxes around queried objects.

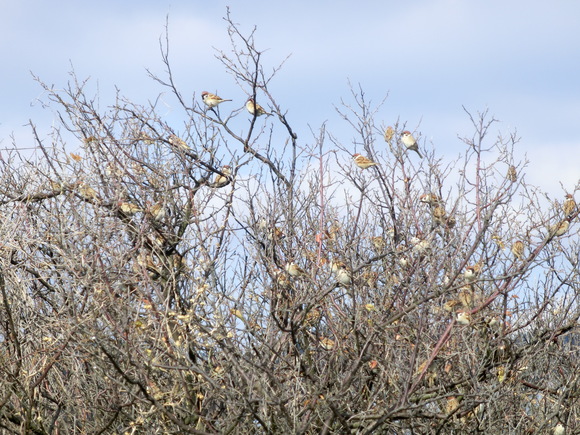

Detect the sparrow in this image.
[318,336,335,350]
[432,206,448,225]
[118,201,141,216]
[285,262,306,277]
[419,193,441,206]
[246,98,271,116]
[334,262,352,286]
[398,255,409,268]
[148,202,166,222]
[507,165,517,182]
[384,126,395,142]
[456,311,471,325]
[446,396,460,414]
[273,270,291,288]
[78,183,98,200]
[396,245,409,267]
[168,134,190,151]
[353,153,378,169]
[548,219,570,238]
[464,265,480,283]
[411,236,430,254]
[445,216,457,228]
[401,131,423,158]
[267,227,285,241]
[443,299,460,312]
[212,165,232,188]
[304,307,322,327]
[201,91,232,108]
[563,194,576,217]
[458,286,474,308]
[511,240,525,260]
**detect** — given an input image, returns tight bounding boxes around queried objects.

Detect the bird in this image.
[285,262,306,277]
[458,286,474,308]
[212,165,232,188]
[201,91,232,108]
[148,202,166,222]
[246,98,271,116]
[548,219,570,238]
[553,423,565,435]
[456,311,471,325]
[511,240,525,260]
[411,236,430,254]
[563,194,576,217]
[507,165,517,182]
[118,201,141,216]
[168,134,190,151]
[398,255,409,268]
[78,183,98,200]
[464,265,480,283]
[384,126,395,142]
[267,227,285,241]
[443,299,460,312]
[352,153,378,169]
[334,263,352,286]
[304,307,322,327]
[419,193,440,206]
[432,206,448,225]
[318,336,335,350]
[401,131,423,158]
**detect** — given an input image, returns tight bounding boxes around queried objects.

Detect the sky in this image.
[1,0,579,198]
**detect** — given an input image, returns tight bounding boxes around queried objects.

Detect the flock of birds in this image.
[200,90,424,186]
[198,90,576,302]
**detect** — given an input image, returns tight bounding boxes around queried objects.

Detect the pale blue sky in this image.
[1,1,579,195]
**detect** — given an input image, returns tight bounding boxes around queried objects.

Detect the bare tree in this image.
[0,12,578,434]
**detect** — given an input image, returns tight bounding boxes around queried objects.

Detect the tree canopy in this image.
[0,15,578,435]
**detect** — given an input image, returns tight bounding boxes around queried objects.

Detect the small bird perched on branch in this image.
[285,262,306,278]
[201,91,232,108]
[511,240,525,260]
[401,131,423,158]
[563,194,576,217]
[352,153,378,169]
[548,218,570,238]
[168,134,190,151]
[384,126,395,142]
[419,193,441,207]
[331,261,352,286]
[212,165,232,188]
[246,98,271,116]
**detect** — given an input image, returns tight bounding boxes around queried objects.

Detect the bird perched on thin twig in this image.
[332,261,352,286]
[548,219,570,238]
[419,193,441,206]
[246,98,271,116]
[563,194,576,217]
[148,202,166,222]
[464,264,481,283]
[384,126,395,142]
[511,240,525,260]
[401,131,423,158]
[456,311,471,325]
[285,262,306,278]
[168,134,190,151]
[201,91,232,108]
[507,165,517,182]
[212,165,232,188]
[353,153,378,169]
